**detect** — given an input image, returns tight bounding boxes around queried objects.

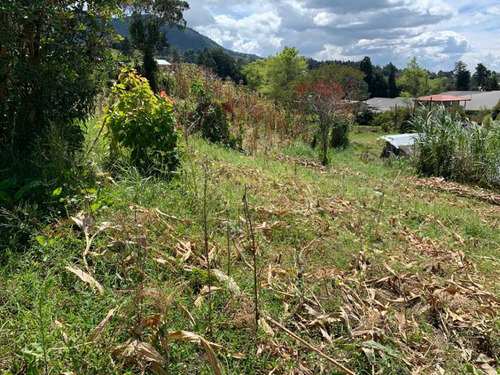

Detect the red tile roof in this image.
[416,94,471,102]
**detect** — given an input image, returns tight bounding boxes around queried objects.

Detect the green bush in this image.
[354,106,376,125]
[190,80,232,146]
[371,108,418,133]
[372,111,395,131]
[446,105,466,120]
[330,116,350,149]
[492,99,500,120]
[0,1,119,210]
[411,106,500,187]
[105,69,181,175]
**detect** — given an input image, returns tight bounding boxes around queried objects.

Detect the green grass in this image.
[1,131,499,374]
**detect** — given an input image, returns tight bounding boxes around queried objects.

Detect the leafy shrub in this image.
[199,102,232,144]
[354,106,376,125]
[105,69,180,175]
[492,99,500,120]
[411,106,500,187]
[190,80,232,146]
[330,116,350,149]
[397,108,417,133]
[371,108,417,132]
[171,64,299,152]
[446,105,466,121]
[372,111,395,131]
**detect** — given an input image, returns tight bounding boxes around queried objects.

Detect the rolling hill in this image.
[112,18,260,62]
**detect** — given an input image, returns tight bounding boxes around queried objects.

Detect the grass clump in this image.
[412,106,500,188]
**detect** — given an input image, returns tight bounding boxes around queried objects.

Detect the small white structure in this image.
[155,59,172,68]
[380,133,422,157]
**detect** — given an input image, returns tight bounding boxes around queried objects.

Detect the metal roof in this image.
[364,97,412,112]
[440,91,500,110]
[365,91,500,112]
[416,94,470,102]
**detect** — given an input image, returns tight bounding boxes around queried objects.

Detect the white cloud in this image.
[313,12,336,27]
[183,0,500,71]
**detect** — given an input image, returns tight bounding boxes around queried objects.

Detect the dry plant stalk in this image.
[242,186,259,331]
[167,330,222,375]
[202,160,212,336]
[226,218,231,277]
[265,315,356,375]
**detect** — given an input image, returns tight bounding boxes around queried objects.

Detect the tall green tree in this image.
[0,0,123,162]
[371,71,388,97]
[170,46,181,63]
[471,63,499,91]
[454,61,470,91]
[129,0,189,92]
[242,46,307,103]
[397,57,437,97]
[242,59,267,90]
[398,57,427,97]
[472,63,488,90]
[360,56,374,97]
[196,49,216,71]
[387,63,399,98]
[487,72,499,91]
[198,49,244,82]
[183,48,197,63]
[301,64,368,101]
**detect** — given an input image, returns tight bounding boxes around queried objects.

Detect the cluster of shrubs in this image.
[355,106,416,132]
[188,80,237,147]
[354,103,492,134]
[104,68,246,178]
[330,116,351,149]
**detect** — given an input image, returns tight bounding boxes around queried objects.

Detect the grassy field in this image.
[1,129,499,374]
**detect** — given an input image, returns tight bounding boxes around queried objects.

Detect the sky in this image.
[183,0,500,72]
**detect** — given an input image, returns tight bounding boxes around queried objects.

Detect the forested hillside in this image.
[112,17,260,62]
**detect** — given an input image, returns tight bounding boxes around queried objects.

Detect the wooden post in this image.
[394,104,398,130]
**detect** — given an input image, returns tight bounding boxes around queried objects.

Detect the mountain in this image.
[112,18,260,62]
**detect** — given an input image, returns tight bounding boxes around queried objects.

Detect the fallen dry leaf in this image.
[113,339,167,367]
[88,307,117,342]
[167,330,222,375]
[65,265,103,294]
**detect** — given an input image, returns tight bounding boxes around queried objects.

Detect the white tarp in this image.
[379,133,424,157]
[156,59,172,66]
[379,133,422,149]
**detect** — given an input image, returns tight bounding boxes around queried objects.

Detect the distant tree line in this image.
[303,56,499,98]
[182,48,247,83]
[113,30,500,98]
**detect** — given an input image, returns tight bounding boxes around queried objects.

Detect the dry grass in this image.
[1,131,499,374]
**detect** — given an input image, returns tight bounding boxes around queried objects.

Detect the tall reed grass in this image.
[412,106,500,188]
